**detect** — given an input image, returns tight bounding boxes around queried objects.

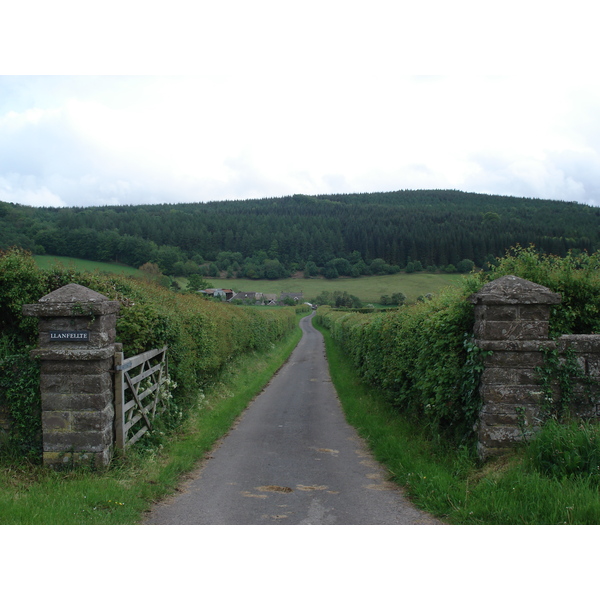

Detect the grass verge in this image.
[0,317,304,525]
[314,320,600,525]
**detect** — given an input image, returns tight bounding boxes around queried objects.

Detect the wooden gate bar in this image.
[114,349,126,450]
[113,346,168,450]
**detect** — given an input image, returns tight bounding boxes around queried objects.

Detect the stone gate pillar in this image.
[469,275,561,460]
[22,283,119,468]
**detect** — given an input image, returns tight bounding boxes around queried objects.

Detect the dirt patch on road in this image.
[256,485,294,494]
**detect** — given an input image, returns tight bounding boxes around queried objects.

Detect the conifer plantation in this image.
[1,190,598,279]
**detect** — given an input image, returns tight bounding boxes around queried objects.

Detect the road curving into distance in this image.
[143,312,440,525]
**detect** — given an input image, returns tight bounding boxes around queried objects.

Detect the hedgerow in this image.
[0,247,296,460]
[316,276,485,444]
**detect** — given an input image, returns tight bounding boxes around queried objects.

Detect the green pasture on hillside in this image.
[32,255,464,304]
[33,255,144,278]
[199,271,464,304]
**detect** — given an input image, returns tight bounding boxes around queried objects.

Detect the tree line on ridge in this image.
[0,189,598,279]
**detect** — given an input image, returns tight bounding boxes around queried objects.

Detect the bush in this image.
[391,292,406,306]
[313,290,362,308]
[456,259,475,273]
[380,293,406,306]
[0,247,47,342]
[490,245,600,335]
[0,338,41,460]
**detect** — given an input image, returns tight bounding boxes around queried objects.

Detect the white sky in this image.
[1,0,599,207]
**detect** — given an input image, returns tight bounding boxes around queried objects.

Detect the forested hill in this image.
[1,189,599,278]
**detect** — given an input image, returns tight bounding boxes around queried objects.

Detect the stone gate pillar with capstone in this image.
[22,283,119,468]
[469,275,562,460]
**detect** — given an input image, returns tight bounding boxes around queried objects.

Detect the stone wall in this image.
[471,275,600,459]
[556,335,600,420]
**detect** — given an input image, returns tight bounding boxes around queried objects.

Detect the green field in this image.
[200,272,465,304]
[33,255,464,303]
[33,255,145,278]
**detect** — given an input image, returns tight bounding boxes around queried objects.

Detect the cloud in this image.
[0,174,64,208]
[1,5,600,209]
[464,144,600,205]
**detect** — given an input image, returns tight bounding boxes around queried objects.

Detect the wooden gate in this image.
[113,346,168,449]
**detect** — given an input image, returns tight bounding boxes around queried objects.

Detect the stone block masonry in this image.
[470,275,600,460]
[22,283,119,468]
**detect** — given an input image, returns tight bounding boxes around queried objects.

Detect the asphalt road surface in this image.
[143,313,440,525]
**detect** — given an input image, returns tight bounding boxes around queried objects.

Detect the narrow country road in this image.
[143,313,440,525]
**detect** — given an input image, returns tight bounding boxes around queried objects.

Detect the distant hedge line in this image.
[0,247,297,458]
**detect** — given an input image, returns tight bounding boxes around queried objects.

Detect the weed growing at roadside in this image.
[525,419,600,485]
